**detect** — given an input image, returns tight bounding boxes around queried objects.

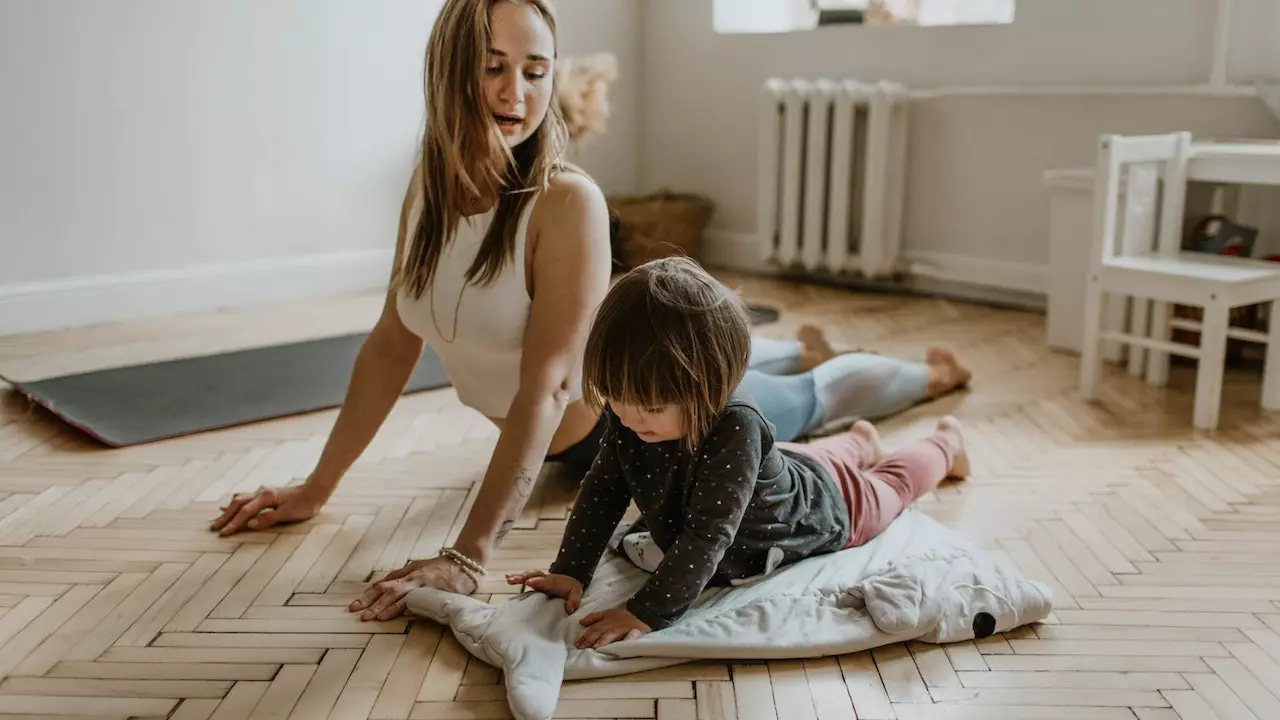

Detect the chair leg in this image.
[1103,295,1127,365]
[1128,297,1149,377]
[1146,300,1171,386]
[1079,278,1107,402]
[1263,301,1280,411]
[1193,300,1229,431]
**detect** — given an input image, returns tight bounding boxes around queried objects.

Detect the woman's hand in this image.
[350,556,479,621]
[575,608,650,649]
[210,483,329,536]
[507,570,583,614]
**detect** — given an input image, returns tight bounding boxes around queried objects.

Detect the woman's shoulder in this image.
[535,166,607,220]
[525,166,613,271]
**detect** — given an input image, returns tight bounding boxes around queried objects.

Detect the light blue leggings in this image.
[739,336,930,442]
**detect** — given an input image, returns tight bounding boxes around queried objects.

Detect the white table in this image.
[1044,138,1280,355]
[1189,140,1280,186]
[1149,139,1280,364]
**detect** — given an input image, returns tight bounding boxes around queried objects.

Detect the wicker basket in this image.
[607,190,714,269]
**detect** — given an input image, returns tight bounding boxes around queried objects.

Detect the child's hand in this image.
[576,608,651,649]
[506,570,583,614]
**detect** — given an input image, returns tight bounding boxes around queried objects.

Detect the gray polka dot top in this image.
[548,397,850,630]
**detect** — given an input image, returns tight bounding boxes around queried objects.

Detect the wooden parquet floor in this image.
[2,273,1280,720]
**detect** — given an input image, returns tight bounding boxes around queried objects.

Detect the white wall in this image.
[1,0,440,285]
[554,0,642,196]
[0,0,641,335]
[1228,0,1280,83]
[641,0,1280,292]
[6,0,1275,335]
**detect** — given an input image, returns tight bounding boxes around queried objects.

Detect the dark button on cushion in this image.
[972,612,996,639]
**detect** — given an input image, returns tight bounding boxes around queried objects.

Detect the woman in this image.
[208,0,970,621]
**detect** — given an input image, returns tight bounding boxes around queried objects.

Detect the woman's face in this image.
[484,2,555,149]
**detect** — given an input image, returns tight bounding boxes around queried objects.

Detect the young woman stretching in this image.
[207,0,970,622]
[508,258,969,647]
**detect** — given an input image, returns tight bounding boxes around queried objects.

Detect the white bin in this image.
[1042,167,1217,358]
[1042,168,1124,357]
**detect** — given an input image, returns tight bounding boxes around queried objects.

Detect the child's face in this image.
[611,401,685,443]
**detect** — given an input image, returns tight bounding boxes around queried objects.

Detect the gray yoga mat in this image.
[1,334,451,448]
[2,305,779,448]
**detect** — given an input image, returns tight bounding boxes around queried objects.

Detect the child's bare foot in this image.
[924,346,972,397]
[934,415,970,479]
[849,420,885,468]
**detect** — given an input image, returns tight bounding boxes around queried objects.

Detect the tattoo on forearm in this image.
[496,519,515,542]
[515,468,536,500]
[496,469,537,542]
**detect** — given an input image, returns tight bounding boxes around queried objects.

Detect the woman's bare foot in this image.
[934,415,970,479]
[849,420,885,468]
[797,324,838,371]
[924,346,972,397]
[797,324,878,372]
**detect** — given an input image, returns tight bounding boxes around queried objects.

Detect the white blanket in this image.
[406,509,1052,720]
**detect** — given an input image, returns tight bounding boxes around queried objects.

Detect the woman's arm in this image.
[211,164,426,536]
[451,172,614,562]
[299,290,424,491]
[546,416,630,587]
[302,162,428,495]
[507,433,629,618]
[349,171,613,619]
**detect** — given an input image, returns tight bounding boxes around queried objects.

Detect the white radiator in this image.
[756,78,910,279]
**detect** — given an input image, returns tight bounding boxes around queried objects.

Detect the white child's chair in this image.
[1078,131,1280,430]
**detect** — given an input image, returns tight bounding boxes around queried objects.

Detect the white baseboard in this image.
[0,249,394,336]
[903,250,1047,295]
[699,230,1047,300]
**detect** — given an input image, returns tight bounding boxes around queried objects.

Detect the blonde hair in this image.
[394,0,571,298]
[582,257,752,452]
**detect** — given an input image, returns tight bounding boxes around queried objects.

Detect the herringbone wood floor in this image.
[2,273,1279,720]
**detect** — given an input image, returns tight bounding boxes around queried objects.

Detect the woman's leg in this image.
[740,321,973,439]
[810,343,974,423]
[810,353,933,424]
[738,330,832,443]
[746,325,861,375]
[738,352,936,442]
[747,335,806,374]
[735,370,822,443]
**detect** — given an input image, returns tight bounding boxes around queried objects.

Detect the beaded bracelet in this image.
[440,547,487,577]
[438,550,481,590]
[444,558,481,589]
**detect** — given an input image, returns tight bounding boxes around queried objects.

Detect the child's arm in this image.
[624,407,762,630]
[546,417,632,589]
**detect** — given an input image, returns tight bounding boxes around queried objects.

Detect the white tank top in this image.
[396,192,542,419]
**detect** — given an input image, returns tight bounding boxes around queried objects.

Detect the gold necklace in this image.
[429,274,466,344]
[430,203,498,344]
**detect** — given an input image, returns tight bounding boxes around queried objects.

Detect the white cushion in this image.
[405,509,1052,720]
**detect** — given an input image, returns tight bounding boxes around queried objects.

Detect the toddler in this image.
[507,257,968,649]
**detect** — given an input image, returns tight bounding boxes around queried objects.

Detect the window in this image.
[713,0,818,35]
[914,0,1016,27]
[817,0,1016,26]
[713,0,1016,34]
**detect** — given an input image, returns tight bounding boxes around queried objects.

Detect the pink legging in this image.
[779,432,952,547]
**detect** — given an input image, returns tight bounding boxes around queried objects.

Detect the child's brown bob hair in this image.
[582,257,752,452]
